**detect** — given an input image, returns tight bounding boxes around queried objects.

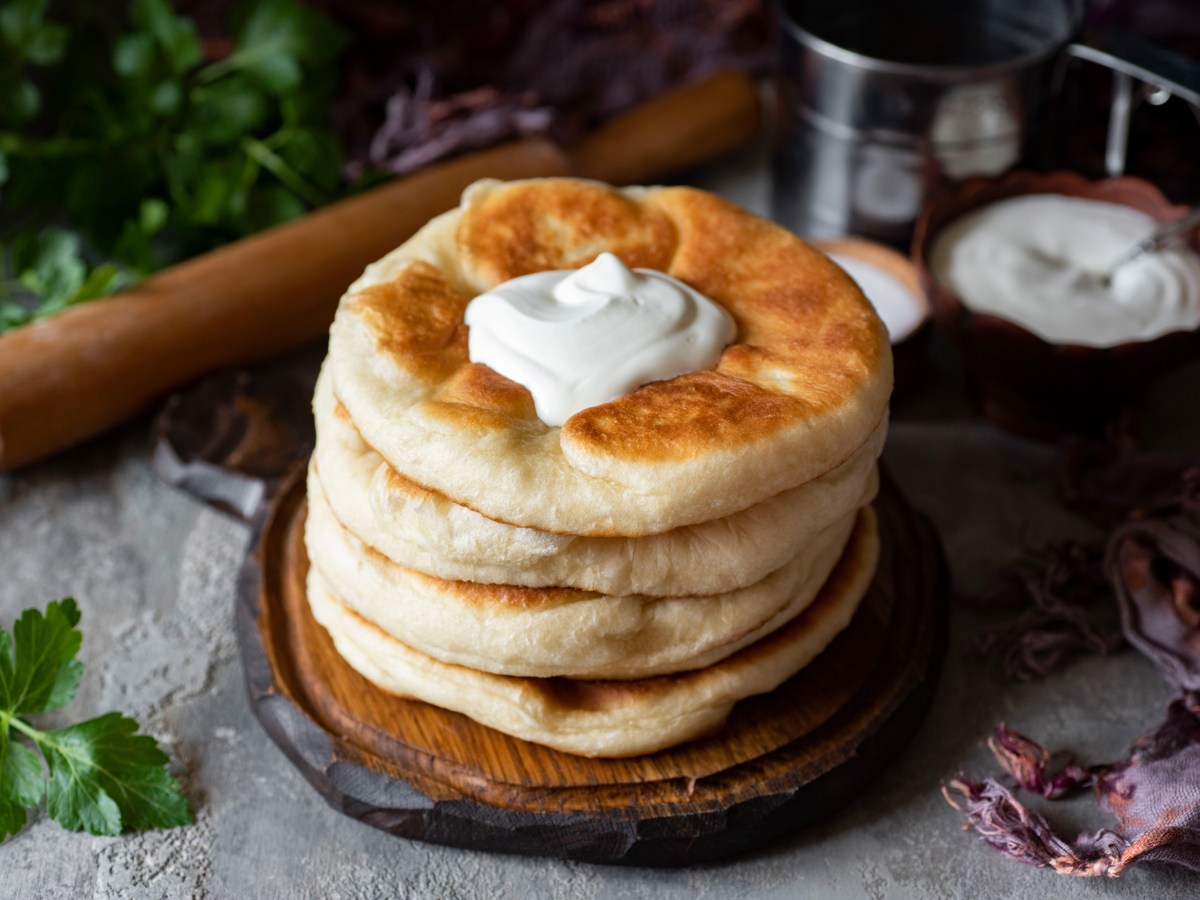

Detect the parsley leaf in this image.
[0,597,83,715]
[0,0,348,333]
[0,730,43,840]
[0,599,191,841]
[130,0,202,76]
[42,713,191,835]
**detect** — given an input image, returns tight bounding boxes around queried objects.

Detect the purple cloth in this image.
[1109,504,1200,693]
[946,473,1200,876]
[1094,697,1200,871]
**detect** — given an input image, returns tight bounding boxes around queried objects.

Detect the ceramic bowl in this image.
[911,170,1200,440]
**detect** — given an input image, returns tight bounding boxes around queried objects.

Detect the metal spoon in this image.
[1103,205,1200,282]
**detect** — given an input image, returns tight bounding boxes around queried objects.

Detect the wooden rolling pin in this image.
[0,70,760,472]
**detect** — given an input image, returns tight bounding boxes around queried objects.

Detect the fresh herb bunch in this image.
[0,0,348,332]
[0,598,190,840]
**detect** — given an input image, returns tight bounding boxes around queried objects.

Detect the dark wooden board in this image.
[236,472,949,866]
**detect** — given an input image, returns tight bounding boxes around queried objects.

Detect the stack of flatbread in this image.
[306,178,893,757]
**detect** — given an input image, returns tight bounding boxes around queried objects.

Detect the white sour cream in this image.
[464,253,736,426]
[828,253,926,343]
[930,194,1200,347]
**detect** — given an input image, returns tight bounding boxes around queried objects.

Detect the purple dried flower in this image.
[942,775,1128,875]
[988,723,1093,800]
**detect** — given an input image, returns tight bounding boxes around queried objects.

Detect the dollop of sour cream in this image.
[931,194,1200,347]
[464,252,736,426]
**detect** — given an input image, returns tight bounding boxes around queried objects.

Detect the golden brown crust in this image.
[425,363,539,429]
[563,371,802,462]
[345,261,470,383]
[457,178,678,286]
[658,188,887,411]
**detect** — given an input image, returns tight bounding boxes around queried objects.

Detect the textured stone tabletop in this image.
[2,152,1199,898]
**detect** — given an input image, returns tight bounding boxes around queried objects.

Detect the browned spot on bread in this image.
[420,570,588,609]
[422,363,541,431]
[380,462,434,496]
[652,187,888,385]
[533,673,681,711]
[457,180,678,286]
[563,370,803,462]
[346,261,470,381]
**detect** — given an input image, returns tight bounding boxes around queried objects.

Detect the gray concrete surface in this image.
[2,154,1199,898]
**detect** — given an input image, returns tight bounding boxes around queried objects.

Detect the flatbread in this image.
[306,505,879,757]
[327,178,892,535]
[311,366,882,595]
[305,479,864,679]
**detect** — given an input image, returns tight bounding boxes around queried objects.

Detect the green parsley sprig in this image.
[0,598,190,840]
[0,0,348,332]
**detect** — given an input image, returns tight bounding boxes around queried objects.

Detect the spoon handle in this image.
[1108,205,1200,275]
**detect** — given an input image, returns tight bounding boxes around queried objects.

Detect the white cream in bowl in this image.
[930,194,1200,346]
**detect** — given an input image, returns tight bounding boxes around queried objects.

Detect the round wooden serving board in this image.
[237,472,948,866]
